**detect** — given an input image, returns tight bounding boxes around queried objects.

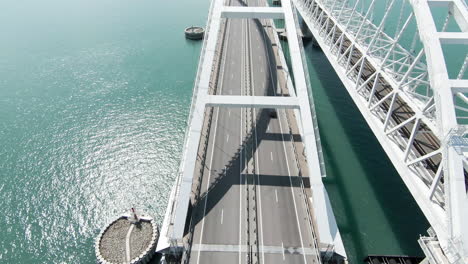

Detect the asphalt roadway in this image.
[188,0,319,263]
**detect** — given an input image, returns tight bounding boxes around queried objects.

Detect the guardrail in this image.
[169,0,218,237]
[290,2,327,260]
[277,2,324,261]
[284,110,323,263]
[180,2,232,262]
[291,2,327,178]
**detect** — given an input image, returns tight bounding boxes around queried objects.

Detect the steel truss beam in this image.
[206,95,300,108]
[221,6,285,19]
[294,0,468,262]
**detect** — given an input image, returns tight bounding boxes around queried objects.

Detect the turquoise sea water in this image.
[0,0,432,263]
[0,0,208,262]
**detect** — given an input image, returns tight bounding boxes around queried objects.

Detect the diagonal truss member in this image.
[293,0,468,262]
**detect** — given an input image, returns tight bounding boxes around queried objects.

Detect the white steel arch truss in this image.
[293,0,468,262]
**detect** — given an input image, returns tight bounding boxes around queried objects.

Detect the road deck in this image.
[187,0,320,263]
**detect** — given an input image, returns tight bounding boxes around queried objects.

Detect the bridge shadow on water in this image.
[303,42,429,262]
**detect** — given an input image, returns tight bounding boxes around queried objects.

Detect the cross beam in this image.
[438,32,468,44]
[206,95,299,109]
[221,6,284,19]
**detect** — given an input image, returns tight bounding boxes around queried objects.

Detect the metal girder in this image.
[410,0,468,261]
[221,6,285,19]
[438,32,468,44]
[293,0,468,262]
[452,80,468,90]
[206,95,300,109]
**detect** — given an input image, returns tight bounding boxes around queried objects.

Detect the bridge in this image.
[157,0,468,263]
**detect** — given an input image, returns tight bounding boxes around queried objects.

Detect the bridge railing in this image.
[169,0,218,239]
[292,2,327,178]
[180,17,230,264]
[291,4,327,260]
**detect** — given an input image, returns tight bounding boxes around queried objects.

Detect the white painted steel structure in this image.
[293,0,468,262]
[221,6,285,18]
[166,0,345,259]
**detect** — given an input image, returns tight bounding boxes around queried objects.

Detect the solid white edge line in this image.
[262,10,308,263]
[197,86,220,264]
[239,15,245,264]
[196,14,233,264]
[277,109,308,264]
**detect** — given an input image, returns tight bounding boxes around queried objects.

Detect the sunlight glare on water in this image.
[0,0,208,262]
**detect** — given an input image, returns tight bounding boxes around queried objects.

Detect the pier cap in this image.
[95,210,159,264]
[185,26,204,40]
